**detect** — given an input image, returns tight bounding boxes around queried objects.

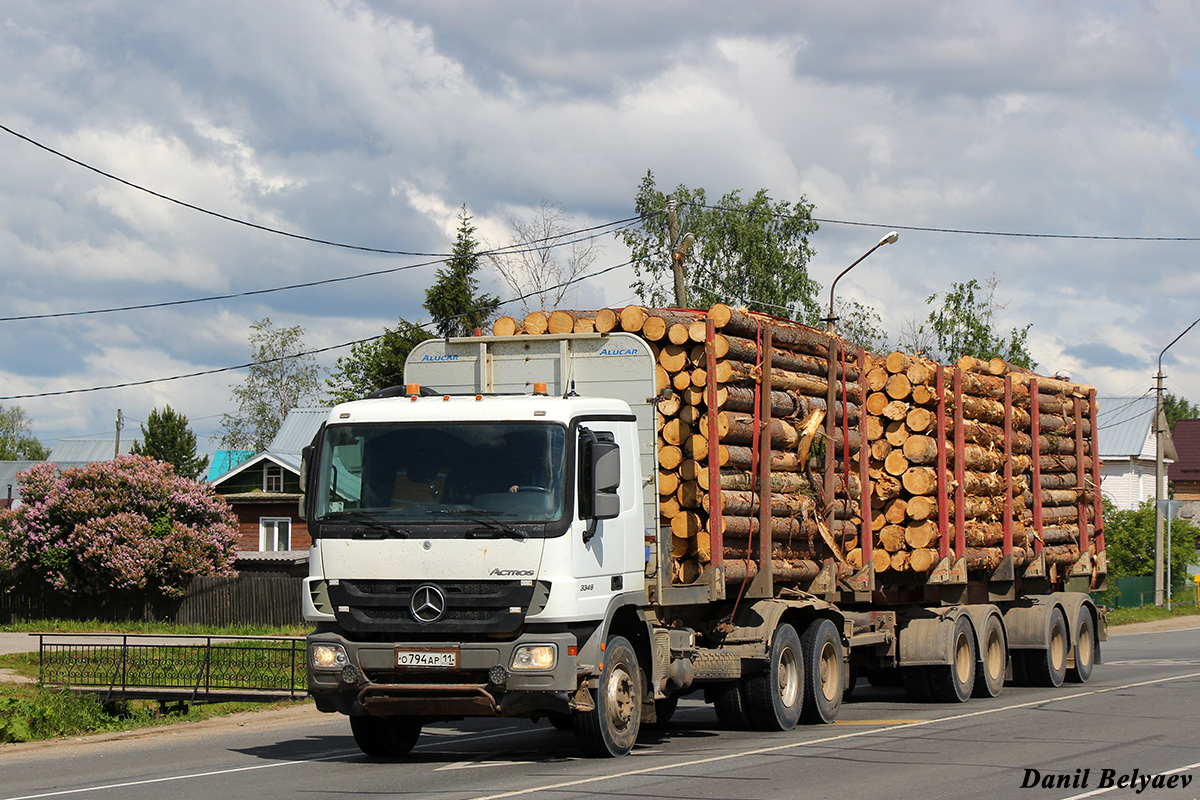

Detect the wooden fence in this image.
[0,573,304,627]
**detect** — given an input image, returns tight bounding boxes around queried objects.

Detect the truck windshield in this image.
[313,422,568,527]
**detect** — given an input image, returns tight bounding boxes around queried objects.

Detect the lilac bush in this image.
[0,455,238,598]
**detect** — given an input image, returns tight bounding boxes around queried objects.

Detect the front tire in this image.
[574,636,642,757]
[744,623,803,731]
[350,715,422,758]
[799,618,844,723]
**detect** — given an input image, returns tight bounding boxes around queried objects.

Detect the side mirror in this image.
[579,429,620,542]
[299,444,313,521]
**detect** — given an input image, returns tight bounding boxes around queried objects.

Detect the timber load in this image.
[492,306,1106,597]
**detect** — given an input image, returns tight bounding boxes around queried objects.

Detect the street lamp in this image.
[825,231,899,333]
[1154,314,1200,605]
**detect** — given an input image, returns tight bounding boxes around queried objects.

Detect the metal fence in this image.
[38,634,306,705]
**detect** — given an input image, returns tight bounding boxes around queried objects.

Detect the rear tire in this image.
[929,615,976,703]
[1067,607,1097,684]
[744,623,803,731]
[350,715,422,758]
[574,636,642,757]
[799,618,844,724]
[972,614,1007,698]
[1028,607,1069,687]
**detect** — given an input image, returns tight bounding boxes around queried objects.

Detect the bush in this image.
[0,456,238,599]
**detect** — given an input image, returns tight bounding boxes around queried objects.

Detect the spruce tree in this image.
[131,405,210,479]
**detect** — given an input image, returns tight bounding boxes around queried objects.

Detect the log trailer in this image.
[303,310,1106,758]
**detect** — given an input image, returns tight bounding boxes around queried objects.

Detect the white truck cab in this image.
[304,334,662,756]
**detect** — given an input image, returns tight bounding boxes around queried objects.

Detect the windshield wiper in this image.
[466,516,528,541]
[321,511,411,539]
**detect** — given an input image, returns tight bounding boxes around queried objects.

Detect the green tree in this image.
[326,318,435,403]
[425,206,500,338]
[219,318,323,451]
[619,171,820,319]
[922,274,1036,368]
[1163,392,1199,429]
[0,404,50,461]
[835,298,889,354]
[1102,497,1199,583]
[129,406,209,479]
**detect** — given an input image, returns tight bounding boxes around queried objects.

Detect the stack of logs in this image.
[493,304,866,586]
[492,306,1098,588]
[864,353,1096,580]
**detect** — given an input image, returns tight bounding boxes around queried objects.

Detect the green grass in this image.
[1105,601,1200,627]
[1,619,309,636]
[0,652,308,744]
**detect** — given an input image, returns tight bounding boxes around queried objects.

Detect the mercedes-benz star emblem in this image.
[410,584,446,624]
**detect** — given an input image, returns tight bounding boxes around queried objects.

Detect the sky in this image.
[3,1,1200,458]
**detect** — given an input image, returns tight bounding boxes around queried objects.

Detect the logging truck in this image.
[303,305,1107,758]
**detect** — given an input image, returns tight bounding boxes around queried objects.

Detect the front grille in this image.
[329,580,537,635]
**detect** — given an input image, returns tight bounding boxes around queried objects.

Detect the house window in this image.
[265,464,284,493]
[260,518,291,551]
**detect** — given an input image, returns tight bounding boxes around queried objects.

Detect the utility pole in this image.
[666,195,694,308]
[114,408,123,459]
[1154,314,1200,606]
[1154,370,1165,606]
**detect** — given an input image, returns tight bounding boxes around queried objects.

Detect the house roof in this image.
[1096,396,1176,461]
[268,408,328,455]
[208,408,328,489]
[206,450,255,483]
[1169,418,1200,482]
[48,437,141,462]
[0,460,116,506]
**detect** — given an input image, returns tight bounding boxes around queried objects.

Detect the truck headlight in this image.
[511,644,557,671]
[311,643,349,670]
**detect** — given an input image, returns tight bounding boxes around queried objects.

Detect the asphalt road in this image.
[2,625,1199,800]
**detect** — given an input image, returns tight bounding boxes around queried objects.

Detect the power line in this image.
[0,122,644,321]
[684,201,1200,242]
[0,260,634,401]
[0,222,642,323]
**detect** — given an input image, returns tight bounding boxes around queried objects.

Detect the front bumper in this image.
[307,630,580,718]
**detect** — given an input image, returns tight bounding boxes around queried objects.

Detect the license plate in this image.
[395,648,458,669]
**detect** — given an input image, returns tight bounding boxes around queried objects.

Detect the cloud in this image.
[3,0,1200,449]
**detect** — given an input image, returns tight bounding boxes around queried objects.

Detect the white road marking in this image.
[1057,758,1200,800]
[461,670,1200,800]
[4,672,1199,800]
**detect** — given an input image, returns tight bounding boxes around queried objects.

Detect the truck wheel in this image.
[799,618,844,724]
[744,623,803,731]
[1027,607,1069,687]
[350,715,422,758]
[712,681,750,730]
[1067,607,1097,684]
[929,615,976,703]
[972,614,1007,698]
[574,636,641,757]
